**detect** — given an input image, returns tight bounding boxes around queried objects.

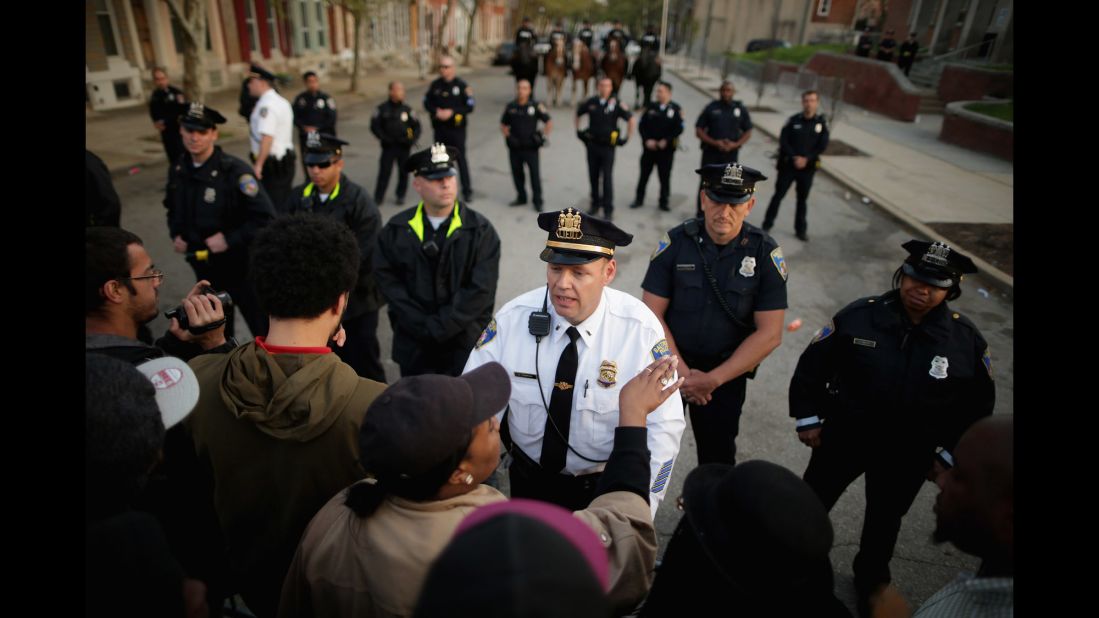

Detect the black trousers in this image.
[332,310,386,383]
[803,423,932,595]
[899,60,914,76]
[374,145,412,204]
[635,148,674,207]
[161,130,184,166]
[763,166,816,235]
[508,147,543,205]
[253,151,297,214]
[507,444,602,512]
[586,144,616,213]
[187,251,268,339]
[435,130,472,198]
[697,148,741,216]
[396,340,472,378]
[686,375,747,465]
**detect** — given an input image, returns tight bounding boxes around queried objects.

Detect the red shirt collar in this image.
[255,336,331,355]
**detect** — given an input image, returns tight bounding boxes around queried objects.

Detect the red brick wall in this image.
[940,109,1013,161]
[805,52,921,121]
[938,64,1014,104]
[812,0,858,25]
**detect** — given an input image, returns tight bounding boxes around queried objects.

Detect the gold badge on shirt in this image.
[598,360,618,387]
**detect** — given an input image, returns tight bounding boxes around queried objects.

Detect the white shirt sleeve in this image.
[640,327,686,520]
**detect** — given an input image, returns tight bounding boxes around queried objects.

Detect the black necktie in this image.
[541,326,580,473]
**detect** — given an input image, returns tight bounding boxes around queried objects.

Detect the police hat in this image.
[900,240,978,288]
[247,63,276,83]
[303,131,349,165]
[537,208,634,265]
[696,163,767,205]
[179,102,227,130]
[404,143,460,179]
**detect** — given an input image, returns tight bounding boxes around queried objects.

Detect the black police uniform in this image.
[501,98,551,209]
[292,88,337,175]
[642,169,787,465]
[149,85,187,165]
[238,78,257,121]
[898,39,919,76]
[86,150,121,227]
[515,25,536,47]
[577,95,632,217]
[695,98,753,214]
[603,28,629,51]
[370,98,421,205]
[762,111,829,239]
[789,241,994,601]
[424,77,476,201]
[639,32,660,51]
[374,145,501,377]
[549,28,568,46]
[856,32,874,57]
[633,100,684,211]
[876,34,897,62]
[164,107,276,339]
[578,27,594,50]
[287,135,386,382]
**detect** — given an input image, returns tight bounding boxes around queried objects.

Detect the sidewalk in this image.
[667,55,1014,290]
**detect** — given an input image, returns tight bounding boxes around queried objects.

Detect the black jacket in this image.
[86,150,121,227]
[778,112,829,170]
[149,85,186,131]
[292,89,337,135]
[370,99,422,148]
[789,290,995,458]
[639,101,685,148]
[375,202,500,366]
[424,77,475,134]
[287,174,385,316]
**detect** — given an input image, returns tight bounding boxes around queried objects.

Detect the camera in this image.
[165,286,233,332]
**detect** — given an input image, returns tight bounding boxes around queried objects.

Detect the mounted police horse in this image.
[631,47,662,109]
[600,38,628,96]
[570,38,596,107]
[511,42,540,92]
[544,37,568,107]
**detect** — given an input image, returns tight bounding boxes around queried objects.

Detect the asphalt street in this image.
[113,64,1014,612]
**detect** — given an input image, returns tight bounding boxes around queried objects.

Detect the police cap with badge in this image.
[247,63,276,84]
[179,102,226,131]
[404,143,460,179]
[537,208,633,265]
[900,240,978,288]
[303,131,348,166]
[696,163,767,205]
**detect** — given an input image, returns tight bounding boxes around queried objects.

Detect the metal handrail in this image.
[920,39,990,64]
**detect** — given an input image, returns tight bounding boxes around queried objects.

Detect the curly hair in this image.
[249,213,360,318]
[86,227,143,316]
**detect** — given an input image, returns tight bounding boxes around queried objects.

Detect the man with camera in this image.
[375,143,501,377]
[501,79,552,212]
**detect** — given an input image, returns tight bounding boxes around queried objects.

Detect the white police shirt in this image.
[463,286,686,520]
[250,88,295,159]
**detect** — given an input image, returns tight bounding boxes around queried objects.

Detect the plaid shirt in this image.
[914,573,1013,617]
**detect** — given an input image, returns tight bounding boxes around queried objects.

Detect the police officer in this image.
[165,103,276,338]
[577,20,595,51]
[761,89,829,242]
[549,20,568,46]
[515,16,536,48]
[238,77,257,121]
[148,67,187,165]
[464,208,686,518]
[603,20,629,52]
[576,77,635,221]
[292,71,337,176]
[86,149,121,227]
[247,64,296,214]
[876,29,898,62]
[789,240,994,614]
[642,163,787,465]
[374,143,501,377]
[695,81,753,215]
[856,27,874,57]
[501,79,553,212]
[424,55,476,203]
[630,81,683,212]
[897,32,919,76]
[639,24,660,52]
[371,81,421,206]
[287,132,386,382]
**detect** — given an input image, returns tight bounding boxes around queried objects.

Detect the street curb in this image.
[668,67,1014,292]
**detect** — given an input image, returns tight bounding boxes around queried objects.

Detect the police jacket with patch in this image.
[292,90,337,135]
[578,28,594,49]
[696,100,753,151]
[424,77,475,133]
[164,146,276,251]
[501,99,550,150]
[603,29,629,51]
[149,86,186,131]
[515,26,536,47]
[778,112,829,169]
[789,290,995,460]
[639,101,684,148]
[374,202,500,364]
[287,175,385,317]
[578,96,632,146]
[899,40,919,63]
[370,99,421,148]
[639,33,660,51]
[642,220,788,365]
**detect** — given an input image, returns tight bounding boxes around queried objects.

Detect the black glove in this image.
[616,134,628,147]
[577,129,591,143]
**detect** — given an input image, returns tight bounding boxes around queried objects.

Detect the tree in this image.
[164,0,208,102]
[461,0,480,67]
[433,0,457,68]
[327,0,375,93]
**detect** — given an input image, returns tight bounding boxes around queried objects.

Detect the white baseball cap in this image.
[135,356,200,429]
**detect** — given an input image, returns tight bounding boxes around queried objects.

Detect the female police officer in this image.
[788,240,995,614]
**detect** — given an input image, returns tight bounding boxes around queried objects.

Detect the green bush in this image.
[964,100,1013,122]
[732,43,850,65]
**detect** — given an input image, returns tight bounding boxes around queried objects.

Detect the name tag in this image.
[676,264,696,271]
[513,372,537,379]
[853,338,877,348]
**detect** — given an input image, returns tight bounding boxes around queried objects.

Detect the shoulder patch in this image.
[238,174,259,197]
[651,458,674,493]
[475,318,498,349]
[537,102,547,114]
[259,106,268,118]
[811,320,834,344]
[981,347,993,378]
[327,97,336,110]
[651,339,671,361]
[651,232,672,261]
[770,247,788,281]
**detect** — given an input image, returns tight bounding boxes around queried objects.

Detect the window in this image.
[315,0,327,48]
[113,80,131,99]
[299,1,311,49]
[95,0,120,56]
[817,0,831,17]
[245,1,260,52]
[266,2,279,49]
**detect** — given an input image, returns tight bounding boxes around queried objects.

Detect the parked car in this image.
[746,39,791,53]
[493,42,515,65]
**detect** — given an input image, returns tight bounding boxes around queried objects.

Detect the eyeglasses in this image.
[440,64,455,69]
[306,159,338,169]
[120,269,165,283]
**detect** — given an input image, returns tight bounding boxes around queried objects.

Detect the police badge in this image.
[400,111,408,122]
[597,360,618,387]
[203,187,216,203]
[739,256,756,277]
[929,356,949,379]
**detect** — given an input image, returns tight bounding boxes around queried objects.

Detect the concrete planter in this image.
[938,64,1013,104]
[804,51,930,122]
[939,101,1013,161]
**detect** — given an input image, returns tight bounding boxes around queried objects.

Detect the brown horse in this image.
[545,37,568,107]
[570,38,595,107]
[600,38,627,97]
